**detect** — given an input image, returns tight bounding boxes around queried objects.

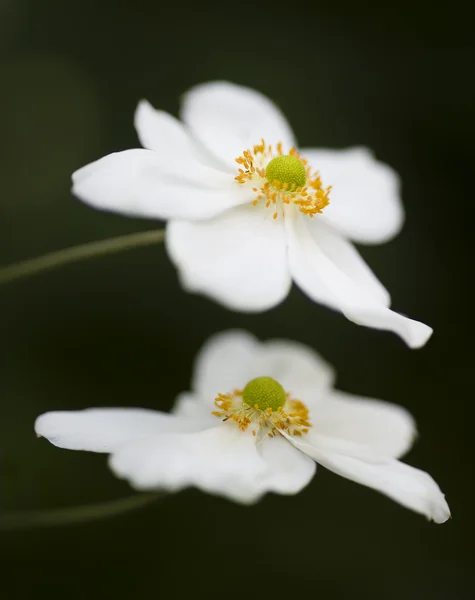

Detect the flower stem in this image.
[0,229,166,285]
[0,492,163,530]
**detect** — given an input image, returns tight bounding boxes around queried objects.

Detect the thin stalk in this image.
[0,229,165,284]
[0,492,163,530]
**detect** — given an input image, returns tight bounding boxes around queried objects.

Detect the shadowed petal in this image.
[286,210,432,348]
[291,434,450,523]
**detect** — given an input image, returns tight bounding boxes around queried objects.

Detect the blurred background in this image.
[0,0,473,597]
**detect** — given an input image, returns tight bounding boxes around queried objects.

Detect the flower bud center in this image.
[266,155,306,190]
[242,376,286,412]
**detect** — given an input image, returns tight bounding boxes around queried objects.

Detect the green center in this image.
[242,376,286,412]
[266,155,306,190]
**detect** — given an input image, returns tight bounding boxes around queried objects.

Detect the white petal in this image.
[254,339,335,405]
[35,408,202,453]
[190,330,261,404]
[286,211,433,348]
[109,423,270,504]
[292,435,450,523]
[166,204,291,311]
[134,100,225,172]
[73,149,251,221]
[134,99,198,157]
[172,391,218,427]
[183,330,336,426]
[259,435,316,494]
[302,147,404,244]
[181,81,296,170]
[302,216,391,306]
[316,389,416,458]
[190,330,335,407]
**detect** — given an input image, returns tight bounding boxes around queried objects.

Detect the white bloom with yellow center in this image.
[35,330,449,523]
[72,82,432,348]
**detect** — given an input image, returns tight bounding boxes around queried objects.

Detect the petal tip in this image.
[34,412,50,437]
[431,500,451,524]
[134,98,153,123]
[407,323,433,349]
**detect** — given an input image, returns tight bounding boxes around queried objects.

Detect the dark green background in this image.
[0,0,473,597]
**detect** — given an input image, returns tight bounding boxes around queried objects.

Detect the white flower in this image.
[72,82,432,348]
[35,330,449,523]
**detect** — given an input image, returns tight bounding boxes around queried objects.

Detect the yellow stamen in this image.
[234,139,331,218]
[266,155,306,191]
[212,378,311,440]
